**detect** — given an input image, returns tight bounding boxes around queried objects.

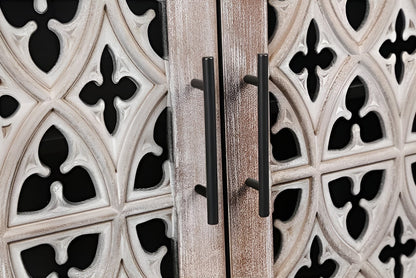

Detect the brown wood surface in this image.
[166,0,227,277]
[219,0,273,277]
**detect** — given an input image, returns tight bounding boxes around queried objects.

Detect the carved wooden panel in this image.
[3,0,416,277]
[0,1,175,277]
[268,0,416,277]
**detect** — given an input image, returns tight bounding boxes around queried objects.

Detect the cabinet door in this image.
[219,0,273,277]
[0,0,226,277]
[166,0,227,277]
[221,0,416,277]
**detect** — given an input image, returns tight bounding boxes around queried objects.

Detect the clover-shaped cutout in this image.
[328,76,383,150]
[21,233,99,278]
[0,0,79,72]
[18,126,96,212]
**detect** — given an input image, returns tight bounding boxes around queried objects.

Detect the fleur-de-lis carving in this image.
[295,236,338,278]
[0,0,79,72]
[289,20,335,102]
[379,10,416,84]
[379,218,416,278]
[79,46,137,135]
[328,170,383,239]
[18,126,96,212]
[21,233,99,278]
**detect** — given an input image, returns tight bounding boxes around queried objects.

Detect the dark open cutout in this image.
[79,45,137,135]
[136,218,174,277]
[273,189,301,222]
[126,0,165,58]
[272,188,301,262]
[268,3,277,42]
[269,93,301,162]
[328,170,383,240]
[379,218,416,278]
[18,126,96,212]
[294,236,338,278]
[346,0,368,31]
[135,108,168,190]
[0,95,19,118]
[289,20,335,102]
[411,162,416,186]
[379,10,416,84]
[0,0,79,72]
[272,128,300,161]
[21,233,99,278]
[273,227,282,263]
[328,76,383,150]
[412,114,416,133]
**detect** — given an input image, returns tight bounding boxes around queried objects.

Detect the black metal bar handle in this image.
[244,53,270,217]
[191,57,219,225]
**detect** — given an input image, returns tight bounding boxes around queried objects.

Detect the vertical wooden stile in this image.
[166,0,227,277]
[219,0,273,277]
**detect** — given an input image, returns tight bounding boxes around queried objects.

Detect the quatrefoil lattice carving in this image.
[378,218,416,278]
[289,20,336,102]
[79,45,138,135]
[275,0,349,128]
[8,113,110,226]
[1,0,416,277]
[270,0,416,277]
[328,76,383,150]
[321,64,395,160]
[379,10,416,85]
[17,125,97,213]
[0,0,79,73]
[0,1,172,277]
[370,1,416,110]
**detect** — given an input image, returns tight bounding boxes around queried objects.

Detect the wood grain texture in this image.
[219,1,273,277]
[166,0,227,277]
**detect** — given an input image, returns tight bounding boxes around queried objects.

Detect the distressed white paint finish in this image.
[269,82,309,171]
[368,0,416,111]
[9,223,112,278]
[269,0,416,277]
[367,202,416,278]
[271,179,314,276]
[8,113,111,226]
[0,0,174,277]
[319,59,397,160]
[126,209,174,278]
[275,0,350,128]
[287,220,352,278]
[0,66,37,167]
[321,161,397,255]
[0,1,97,92]
[2,0,416,277]
[268,0,306,59]
[320,0,387,52]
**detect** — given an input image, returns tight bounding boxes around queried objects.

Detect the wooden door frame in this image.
[166,0,227,277]
[219,0,273,277]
